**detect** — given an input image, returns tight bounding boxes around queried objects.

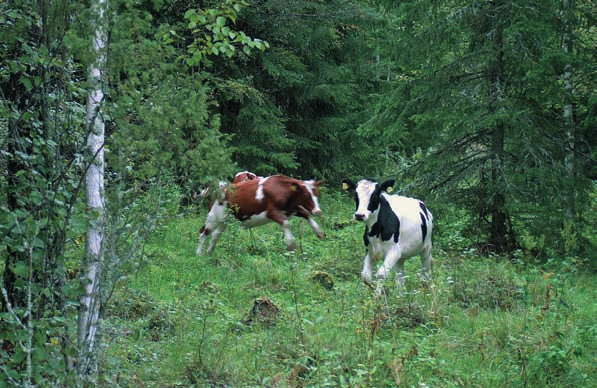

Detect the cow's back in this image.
[386,195,432,230]
[226,175,310,218]
[227,179,267,220]
[261,175,311,213]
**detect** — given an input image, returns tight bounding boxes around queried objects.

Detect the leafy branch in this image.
[176,1,269,67]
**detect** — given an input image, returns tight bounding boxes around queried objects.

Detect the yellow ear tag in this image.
[291,184,297,191]
[387,187,393,193]
[342,183,349,190]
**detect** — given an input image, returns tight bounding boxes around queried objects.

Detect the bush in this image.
[448,260,526,310]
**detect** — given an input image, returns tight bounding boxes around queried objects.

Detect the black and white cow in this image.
[342,178,433,293]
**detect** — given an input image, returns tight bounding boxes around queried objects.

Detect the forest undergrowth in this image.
[100,193,596,388]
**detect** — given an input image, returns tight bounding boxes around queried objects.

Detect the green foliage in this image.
[0,1,88,385]
[362,0,597,255]
[1,0,595,386]
[106,287,175,342]
[528,344,573,385]
[183,1,269,67]
[107,0,240,194]
[207,0,386,179]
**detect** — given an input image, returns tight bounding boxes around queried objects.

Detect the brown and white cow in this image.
[197,175,325,255]
[342,178,433,294]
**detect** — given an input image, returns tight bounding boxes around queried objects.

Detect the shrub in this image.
[527,344,572,386]
[448,261,526,310]
[106,287,157,320]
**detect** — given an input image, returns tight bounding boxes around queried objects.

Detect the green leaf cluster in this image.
[183,1,269,67]
[0,1,88,385]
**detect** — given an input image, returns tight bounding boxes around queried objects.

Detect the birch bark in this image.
[77,0,107,381]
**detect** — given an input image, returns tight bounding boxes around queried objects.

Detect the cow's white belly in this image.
[368,235,423,261]
[240,212,271,228]
[368,238,395,260]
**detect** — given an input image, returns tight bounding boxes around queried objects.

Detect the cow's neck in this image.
[365,208,379,228]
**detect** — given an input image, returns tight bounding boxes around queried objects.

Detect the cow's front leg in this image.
[296,210,325,240]
[308,217,325,240]
[376,246,403,294]
[361,251,373,287]
[393,257,408,295]
[376,245,401,280]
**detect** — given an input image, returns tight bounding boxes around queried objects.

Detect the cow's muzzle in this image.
[354,213,365,221]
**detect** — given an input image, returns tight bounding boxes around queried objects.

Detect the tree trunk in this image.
[561,0,575,223]
[490,123,508,252]
[77,0,107,382]
[488,8,509,252]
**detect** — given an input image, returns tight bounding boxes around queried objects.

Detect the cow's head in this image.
[342,178,395,221]
[302,180,324,215]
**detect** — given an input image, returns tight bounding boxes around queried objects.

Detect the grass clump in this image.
[243,297,282,327]
[448,259,526,310]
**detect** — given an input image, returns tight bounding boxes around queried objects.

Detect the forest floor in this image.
[100,194,596,387]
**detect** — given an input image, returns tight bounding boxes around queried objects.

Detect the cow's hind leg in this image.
[266,209,295,251]
[196,226,209,256]
[206,222,226,254]
[420,244,433,281]
[282,220,296,251]
[421,244,433,289]
[196,201,227,255]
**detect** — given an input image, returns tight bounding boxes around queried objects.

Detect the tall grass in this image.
[100,192,596,387]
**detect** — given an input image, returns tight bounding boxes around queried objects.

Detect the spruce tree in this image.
[364,0,596,255]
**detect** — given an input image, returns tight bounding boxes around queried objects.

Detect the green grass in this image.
[100,194,597,387]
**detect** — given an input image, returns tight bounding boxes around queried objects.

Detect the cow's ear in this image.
[380,179,396,193]
[341,179,355,191]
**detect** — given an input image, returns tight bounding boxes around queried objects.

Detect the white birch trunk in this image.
[78,0,107,381]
